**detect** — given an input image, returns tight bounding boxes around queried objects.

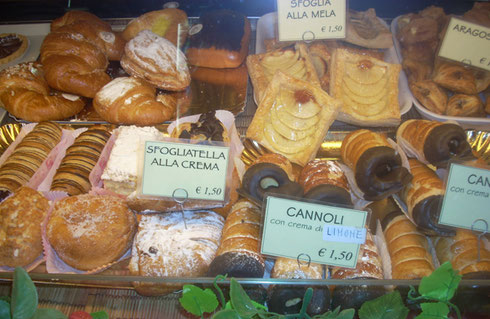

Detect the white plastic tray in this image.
[391,16,490,130]
[255,12,414,116]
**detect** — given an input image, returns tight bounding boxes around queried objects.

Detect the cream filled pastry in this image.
[101,126,163,196]
[246,72,341,166]
[330,48,401,126]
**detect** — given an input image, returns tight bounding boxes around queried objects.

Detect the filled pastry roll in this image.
[340,129,412,201]
[207,200,265,278]
[268,257,329,316]
[400,159,454,236]
[433,229,490,277]
[298,159,352,206]
[331,231,385,310]
[382,212,435,279]
[396,119,474,167]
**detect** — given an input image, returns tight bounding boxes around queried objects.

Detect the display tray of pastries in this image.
[0,13,249,125]
[253,12,413,123]
[391,4,490,129]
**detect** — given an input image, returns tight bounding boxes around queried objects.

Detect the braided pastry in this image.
[0,62,85,122]
[40,22,112,98]
[93,77,176,125]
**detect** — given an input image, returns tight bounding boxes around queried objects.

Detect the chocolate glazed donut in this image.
[240,163,303,204]
[355,146,412,201]
[423,123,474,167]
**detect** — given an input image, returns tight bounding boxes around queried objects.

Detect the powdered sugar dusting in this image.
[126,30,188,74]
[99,31,115,44]
[96,77,139,107]
[132,211,224,277]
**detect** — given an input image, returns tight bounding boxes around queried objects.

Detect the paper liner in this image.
[27,128,87,191]
[396,135,429,165]
[42,193,131,274]
[0,123,36,166]
[89,130,117,189]
[374,219,392,280]
[0,253,45,273]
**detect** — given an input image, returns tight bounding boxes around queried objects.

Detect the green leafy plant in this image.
[180,262,464,319]
[0,267,108,319]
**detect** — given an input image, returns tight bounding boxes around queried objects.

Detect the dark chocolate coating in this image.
[207,252,265,278]
[188,10,246,52]
[355,146,412,201]
[177,110,225,143]
[331,280,386,310]
[0,190,11,202]
[267,285,330,316]
[240,163,303,203]
[0,34,22,59]
[412,195,455,236]
[303,184,353,207]
[424,123,474,167]
[380,210,405,231]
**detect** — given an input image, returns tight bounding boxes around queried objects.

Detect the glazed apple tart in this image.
[247,43,320,103]
[246,71,341,166]
[330,48,401,126]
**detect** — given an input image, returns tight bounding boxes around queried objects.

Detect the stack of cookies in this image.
[50,126,111,195]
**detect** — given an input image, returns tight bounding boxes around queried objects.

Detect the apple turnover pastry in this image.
[330,48,401,126]
[246,43,320,103]
[246,72,341,166]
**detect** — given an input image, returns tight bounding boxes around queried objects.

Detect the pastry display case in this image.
[0,1,489,318]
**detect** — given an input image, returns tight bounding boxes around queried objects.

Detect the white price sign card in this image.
[439,17,490,71]
[261,196,367,268]
[142,141,229,201]
[439,163,490,232]
[276,0,346,41]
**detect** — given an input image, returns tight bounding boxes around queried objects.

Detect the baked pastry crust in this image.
[330,48,401,126]
[446,94,484,117]
[121,30,190,91]
[410,80,447,115]
[0,62,86,122]
[433,62,477,95]
[0,33,28,65]
[345,8,393,49]
[247,43,320,103]
[246,71,341,166]
[0,187,49,268]
[46,194,136,271]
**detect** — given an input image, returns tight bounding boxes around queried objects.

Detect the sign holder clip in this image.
[297,253,311,269]
[471,219,488,262]
[302,31,315,43]
[173,188,189,229]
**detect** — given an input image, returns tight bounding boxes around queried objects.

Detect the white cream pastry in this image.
[101,125,162,195]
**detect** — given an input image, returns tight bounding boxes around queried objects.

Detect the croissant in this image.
[93,77,176,125]
[396,119,474,167]
[331,231,385,310]
[268,258,329,315]
[50,10,125,61]
[433,229,490,276]
[298,159,352,206]
[382,212,435,279]
[402,58,432,84]
[340,129,412,201]
[400,159,454,236]
[0,62,85,122]
[207,200,265,278]
[40,27,111,98]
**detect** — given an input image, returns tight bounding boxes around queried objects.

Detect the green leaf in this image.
[11,267,38,319]
[90,311,109,319]
[229,278,258,317]
[31,308,67,319]
[419,262,461,302]
[0,300,11,319]
[179,285,219,316]
[314,307,355,319]
[0,297,10,304]
[414,302,450,319]
[211,309,242,319]
[358,291,409,319]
